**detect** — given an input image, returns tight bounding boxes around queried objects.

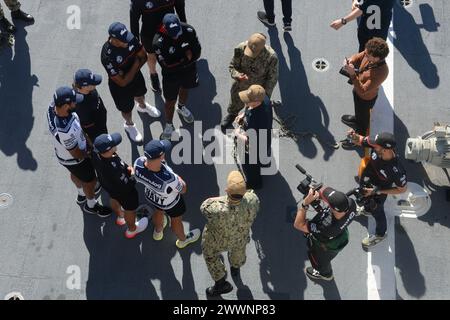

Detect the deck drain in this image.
[5,292,24,300]
[400,0,413,7]
[0,193,13,209]
[312,58,330,72]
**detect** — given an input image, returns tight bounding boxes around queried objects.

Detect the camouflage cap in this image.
[226,171,247,196]
[244,33,266,58]
[239,84,266,103]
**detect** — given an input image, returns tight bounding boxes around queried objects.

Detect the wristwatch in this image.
[341,18,347,25]
[301,202,309,210]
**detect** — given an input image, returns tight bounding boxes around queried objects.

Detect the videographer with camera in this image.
[294,182,357,281]
[340,38,389,147]
[348,130,407,248]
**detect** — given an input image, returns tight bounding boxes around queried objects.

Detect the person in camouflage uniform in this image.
[201,171,260,297]
[0,0,34,34]
[220,33,278,132]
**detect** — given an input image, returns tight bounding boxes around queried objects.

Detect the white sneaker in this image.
[124,123,143,143]
[136,102,161,118]
[177,105,194,123]
[175,228,201,249]
[116,216,126,226]
[125,217,149,239]
[160,123,175,140]
[153,214,169,241]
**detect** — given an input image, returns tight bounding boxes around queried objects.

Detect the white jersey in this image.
[46,104,86,166]
[134,157,184,210]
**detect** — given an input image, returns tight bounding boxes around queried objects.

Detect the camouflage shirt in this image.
[200,191,260,245]
[229,42,279,97]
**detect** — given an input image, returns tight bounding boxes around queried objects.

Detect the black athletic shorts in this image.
[141,32,157,54]
[110,188,139,211]
[156,195,186,218]
[63,159,96,183]
[162,66,199,101]
[108,70,147,113]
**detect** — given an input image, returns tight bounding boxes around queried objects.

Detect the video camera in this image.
[345,177,378,211]
[295,164,324,211]
[339,58,359,85]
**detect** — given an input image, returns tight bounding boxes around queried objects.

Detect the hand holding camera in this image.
[339,57,358,84]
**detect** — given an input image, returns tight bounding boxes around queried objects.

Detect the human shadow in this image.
[251,172,307,300]
[83,211,160,300]
[0,25,37,170]
[393,2,440,89]
[267,27,337,161]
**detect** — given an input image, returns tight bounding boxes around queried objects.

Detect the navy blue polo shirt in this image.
[357,0,395,40]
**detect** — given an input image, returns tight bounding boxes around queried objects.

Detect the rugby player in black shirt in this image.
[348,130,407,248]
[101,22,161,144]
[130,0,186,92]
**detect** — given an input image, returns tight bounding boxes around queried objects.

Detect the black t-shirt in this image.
[308,199,357,241]
[101,37,143,79]
[92,153,136,196]
[357,0,395,39]
[130,0,186,38]
[152,22,201,74]
[361,138,407,189]
[75,90,108,142]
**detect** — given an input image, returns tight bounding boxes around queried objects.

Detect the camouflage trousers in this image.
[227,80,251,116]
[202,236,247,281]
[0,0,21,19]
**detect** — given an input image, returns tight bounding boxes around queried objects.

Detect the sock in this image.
[86,198,97,209]
[77,188,85,196]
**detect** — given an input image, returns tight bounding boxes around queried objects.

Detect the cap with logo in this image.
[74,69,102,87]
[226,171,247,196]
[239,84,266,103]
[244,33,267,58]
[368,132,396,149]
[108,22,134,43]
[53,86,84,106]
[144,139,172,160]
[163,13,182,38]
[320,187,350,213]
[94,133,122,154]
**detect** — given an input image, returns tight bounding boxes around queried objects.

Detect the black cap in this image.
[93,133,122,154]
[320,187,350,213]
[368,132,396,149]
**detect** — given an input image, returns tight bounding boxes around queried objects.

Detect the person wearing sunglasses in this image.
[294,186,357,281]
[200,171,260,297]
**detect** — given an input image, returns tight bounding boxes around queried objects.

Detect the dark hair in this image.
[365,37,389,60]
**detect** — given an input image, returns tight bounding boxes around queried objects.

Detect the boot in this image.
[206,276,233,297]
[11,9,34,23]
[220,113,237,133]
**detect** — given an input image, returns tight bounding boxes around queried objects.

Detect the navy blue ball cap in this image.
[108,22,134,43]
[144,139,172,159]
[162,13,182,38]
[53,86,84,106]
[94,133,122,154]
[74,69,102,87]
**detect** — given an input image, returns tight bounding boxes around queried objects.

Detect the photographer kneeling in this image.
[348,131,407,249]
[294,187,357,281]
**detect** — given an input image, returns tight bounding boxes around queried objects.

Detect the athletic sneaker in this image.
[76,194,86,205]
[160,123,175,140]
[177,105,194,123]
[125,217,149,239]
[283,22,292,32]
[341,114,358,129]
[150,73,161,93]
[153,214,169,241]
[136,102,161,118]
[116,215,126,226]
[83,202,112,218]
[362,234,387,248]
[176,229,201,249]
[124,122,143,143]
[305,267,334,281]
[257,11,276,26]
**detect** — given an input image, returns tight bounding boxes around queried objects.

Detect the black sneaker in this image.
[257,11,276,26]
[11,9,35,23]
[0,17,16,33]
[206,280,233,297]
[341,114,358,129]
[84,202,112,218]
[150,73,161,93]
[340,140,356,150]
[220,113,237,133]
[283,22,292,32]
[305,267,334,281]
[76,195,86,205]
